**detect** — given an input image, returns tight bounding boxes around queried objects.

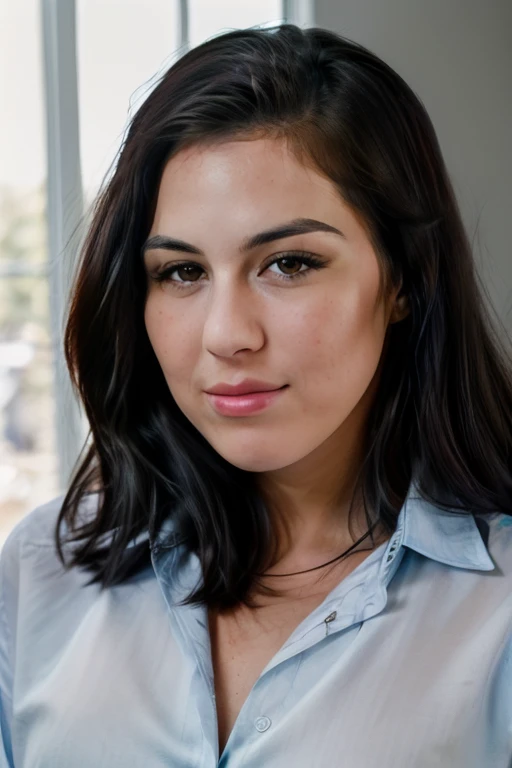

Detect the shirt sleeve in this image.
[0,689,13,768]
[0,530,19,768]
[488,618,512,764]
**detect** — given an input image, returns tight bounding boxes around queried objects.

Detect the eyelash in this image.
[150,252,327,289]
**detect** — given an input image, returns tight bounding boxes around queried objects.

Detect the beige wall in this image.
[314,0,512,337]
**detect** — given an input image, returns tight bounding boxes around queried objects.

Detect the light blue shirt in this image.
[1,483,512,767]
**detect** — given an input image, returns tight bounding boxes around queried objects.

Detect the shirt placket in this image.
[151,545,219,766]
[220,525,407,762]
[152,522,407,766]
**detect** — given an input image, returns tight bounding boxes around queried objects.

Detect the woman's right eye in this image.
[153,263,204,286]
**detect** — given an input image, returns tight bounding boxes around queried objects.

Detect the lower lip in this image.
[205,386,288,416]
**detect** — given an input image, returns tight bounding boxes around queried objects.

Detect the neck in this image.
[257,436,367,564]
[254,370,385,576]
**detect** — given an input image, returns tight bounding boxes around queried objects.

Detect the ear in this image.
[389,292,410,324]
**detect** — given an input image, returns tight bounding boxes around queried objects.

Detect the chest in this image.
[11,548,512,767]
[208,596,320,755]
[208,554,372,755]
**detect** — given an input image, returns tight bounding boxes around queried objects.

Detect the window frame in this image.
[39,0,313,489]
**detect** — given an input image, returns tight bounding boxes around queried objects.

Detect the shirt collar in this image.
[150,479,496,587]
[396,480,495,571]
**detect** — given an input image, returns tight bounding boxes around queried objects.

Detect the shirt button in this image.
[254,716,271,732]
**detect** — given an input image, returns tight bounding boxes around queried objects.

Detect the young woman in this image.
[1,23,512,768]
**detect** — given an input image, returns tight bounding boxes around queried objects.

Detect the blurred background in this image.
[0,0,510,547]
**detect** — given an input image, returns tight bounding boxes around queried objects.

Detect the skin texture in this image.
[143,136,409,572]
[144,138,410,752]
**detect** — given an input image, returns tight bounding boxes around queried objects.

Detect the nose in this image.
[202,277,265,358]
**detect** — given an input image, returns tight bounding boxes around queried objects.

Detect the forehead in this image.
[151,137,358,237]
[162,135,324,186]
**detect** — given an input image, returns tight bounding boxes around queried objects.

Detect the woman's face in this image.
[144,136,405,475]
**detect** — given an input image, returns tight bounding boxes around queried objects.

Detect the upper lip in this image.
[204,379,286,396]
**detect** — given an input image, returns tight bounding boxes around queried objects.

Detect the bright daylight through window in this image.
[0,0,284,547]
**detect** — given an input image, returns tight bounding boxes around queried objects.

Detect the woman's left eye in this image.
[267,254,324,279]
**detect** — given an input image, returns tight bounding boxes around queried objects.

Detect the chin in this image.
[180,408,310,472]
[207,438,306,474]
[224,457,284,473]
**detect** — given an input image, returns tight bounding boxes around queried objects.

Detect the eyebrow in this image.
[142,217,345,258]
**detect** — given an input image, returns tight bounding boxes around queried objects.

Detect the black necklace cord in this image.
[257,521,381,578]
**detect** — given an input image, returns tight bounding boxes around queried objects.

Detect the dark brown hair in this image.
[56,23,512,609]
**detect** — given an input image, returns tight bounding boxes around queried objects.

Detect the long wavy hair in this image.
[56,23,512,609]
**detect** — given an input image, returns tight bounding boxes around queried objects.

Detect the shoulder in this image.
[0,491,102,612]
[470,511,512,616]
[0,495,64,592]
[0,492,98,597]
[0,493,103,691]
[1,495,62,561]
[478,511,512,569]
[0,491,102,635]
[1,491,101,554]
[471,513,512,736]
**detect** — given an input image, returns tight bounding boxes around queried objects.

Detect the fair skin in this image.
[143,135,409,753]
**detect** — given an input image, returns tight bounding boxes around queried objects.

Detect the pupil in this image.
[281,258,298,274]
[181,265,199,280]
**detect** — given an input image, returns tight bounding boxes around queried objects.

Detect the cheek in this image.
[144,298,194,378]
[291,286,387,400]
[296,286,382,359]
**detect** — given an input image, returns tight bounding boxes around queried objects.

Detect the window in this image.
[0,0,58,544]
[0,0,310,546]
[188,0,283,48]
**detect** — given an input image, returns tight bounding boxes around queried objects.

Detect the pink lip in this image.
[205,386,288,416]
[205,378,284,396]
